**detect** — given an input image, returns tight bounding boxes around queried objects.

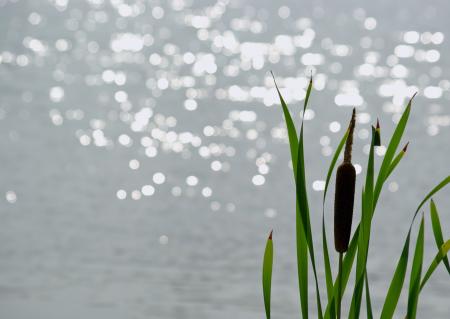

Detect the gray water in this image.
[0,0,449,318]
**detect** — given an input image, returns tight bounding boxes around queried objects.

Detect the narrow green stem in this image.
[337,253,343,319]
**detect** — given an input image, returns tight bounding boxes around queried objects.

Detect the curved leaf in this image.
[430,199,450,274]
[407,216,425,319]
[420,240,450,291]
[262,231,274,319]
[380,232,411,319]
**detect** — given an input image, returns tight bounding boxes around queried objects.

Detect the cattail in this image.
[374,119,381,146]
[334,108,357,253]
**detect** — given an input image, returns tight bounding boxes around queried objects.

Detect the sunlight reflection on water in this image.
[0,0,449,318]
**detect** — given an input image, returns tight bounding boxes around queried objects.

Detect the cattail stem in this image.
[337,252,343,319]
[343,108,356,163]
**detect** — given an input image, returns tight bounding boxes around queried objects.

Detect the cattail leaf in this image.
[407,216,425,319]
[348,190,367,319]
[297,99,324,319]
[296,126,311,242]
[430,199,450,274]
[303,74,313,114]
[380,232,411,319]
[293,75,324,319]
[271,72,298,177]
[272,73,316,318]
[350,128,376,319]
[374,94,416,207]
[262,231,273,319]
[385,143,408,179]
[348,275,365,319]
[364,271,373,319]
[322,220,333,302]
[380,176,450,319]
[296,104,312,319]
[420,239,450,291]
[411,176,450,223]
[341,226,360,291]
[297,208,309,319]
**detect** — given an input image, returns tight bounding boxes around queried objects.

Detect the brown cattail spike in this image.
[334,109,357,253]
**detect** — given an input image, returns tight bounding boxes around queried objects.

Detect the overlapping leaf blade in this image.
[364,271,373,319]
[272,73,323,318]
[430,199,450,274]
[381,175,450,318]
[324,225,360,319]
[420,240,450,291]
[296,77,324,318]
[349,127,376,319]
[262,231,274,319]
[380,232,411,319]
[407,216,425,319]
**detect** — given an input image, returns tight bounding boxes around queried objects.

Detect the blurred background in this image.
[0,0,449,318]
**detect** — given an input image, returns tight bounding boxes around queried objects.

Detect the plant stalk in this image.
[337,252,343,319]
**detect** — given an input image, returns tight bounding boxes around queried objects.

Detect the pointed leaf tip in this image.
[270,71,276,83]
[403,142,410,152]
[269,230,273,240]
[376,118,380,129]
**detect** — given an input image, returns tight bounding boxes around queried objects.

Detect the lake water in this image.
[0,0,449,318]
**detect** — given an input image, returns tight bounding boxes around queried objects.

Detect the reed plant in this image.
[262,72,450,319]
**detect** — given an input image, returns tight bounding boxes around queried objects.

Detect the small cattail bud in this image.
[374,119,381,146]
[334,109,357,253]
[402,142,409,153]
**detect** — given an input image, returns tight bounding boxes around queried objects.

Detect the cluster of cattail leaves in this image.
[262,72,450,319]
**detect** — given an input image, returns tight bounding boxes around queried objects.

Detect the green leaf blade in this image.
[420,240,450,291]
[374,94,415,207]
[324,226,360,318]
[262,231,274,319]
[380,233,411,319]
[430,199,450,274]
[365,272,374,319]
[272,73,309,317]
[407,216,425,319]
[412,176,450,223]
[262,232,273,319]
[271,72,299,178]
[296,204,309,319]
